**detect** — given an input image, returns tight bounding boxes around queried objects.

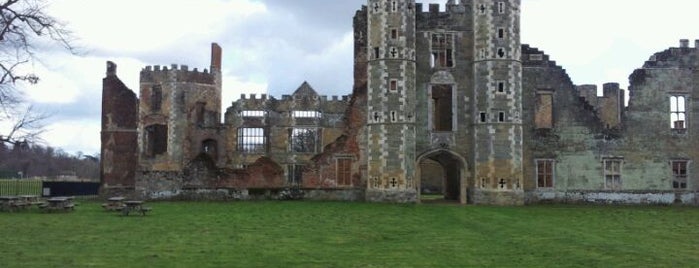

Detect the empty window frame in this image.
[536,159,554,188]
[431,33,454,68]
[237,128,266,153]
[287,164,304,185]
[336,158,352,186]
[150,85,162,112]
[672,160,688,189]
[480,112,487,123]
[603,158,623,190]
[498,112,506,122]
[292,111,322,119]
[497,81,506,93]
[145,124,168,158]
[670,95,687,130]
[240,110,267,117]
[290,128,319,153]
[431,84,453,131]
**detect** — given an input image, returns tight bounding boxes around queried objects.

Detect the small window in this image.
[672,160,688,189]
[497,48,506,58]
[390,111,397,122]
[391,1,397,12]
[480,112,487,123]
[498,2,505,14]
[497,28,505,39]
[237,128,266,153]
[391,29,398,39]
[603,158,623,190]
[389,80,398,92]
[374,47,380,59]
[670,95,687,131]
[536,159,554,188]
[201,139,218,160]
[497,81,505,93]
[498,112,505,122]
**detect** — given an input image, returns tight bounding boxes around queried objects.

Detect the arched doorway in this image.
[416,150,468,204]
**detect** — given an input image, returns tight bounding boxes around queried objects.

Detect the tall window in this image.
[535,91,554,129]
[672,160,688,189]
[287,165,304,185]
[337,158,352,186]
[603,158,623,190]
[290,128,318,153]
[431,33,454,68]
[536,159,554,188]
[670,96,687,131]
[150,85,162,112]
[237,128,266,153]
[431,85,453,131]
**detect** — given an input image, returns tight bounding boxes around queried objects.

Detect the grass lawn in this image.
[1,201,697,267]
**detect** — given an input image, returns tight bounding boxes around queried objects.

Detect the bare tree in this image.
[0,0,75,146]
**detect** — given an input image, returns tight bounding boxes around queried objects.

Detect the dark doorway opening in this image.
[419,151,462,203]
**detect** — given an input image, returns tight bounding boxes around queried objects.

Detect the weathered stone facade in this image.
[100,0,698,205]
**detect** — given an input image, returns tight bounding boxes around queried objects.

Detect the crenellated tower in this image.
[137,43,223,173]
[472,0,524,204]
[365,0,418,202]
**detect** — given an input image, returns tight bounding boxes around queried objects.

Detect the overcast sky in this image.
[5,0,697,155]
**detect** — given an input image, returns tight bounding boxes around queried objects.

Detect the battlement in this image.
[416,0,466,14]
[239,93,351,103]
[140,64,216,85]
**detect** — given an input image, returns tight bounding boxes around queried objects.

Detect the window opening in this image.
[498,2,505,13]
[290,128,318,153]
[670,96,687,131]
[374,47,380,59]
[240,110,266,117]
[498,112,505,122]
[431,33,454,68]
[672,160,688,189]
[391,29,398,39]
[498,28,505,39]
[603,158,622,190]
[432,85,453,131]
[390,80,398,92]
[287,165,304,185]
[480,112,487,123]
[150,85,162,112]
[201,139,218,160]
[237,128,266,153]
[536,159,554,188]
[292,111,322,118]
[337,158,352,186]
[497,82,505,93]
[145,124,168,158]
[535,91,553,129]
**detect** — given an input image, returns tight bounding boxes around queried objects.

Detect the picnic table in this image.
[0,196,19,212]
[121,200,151,216]
[40,197,75,212]
[102,196,125,211]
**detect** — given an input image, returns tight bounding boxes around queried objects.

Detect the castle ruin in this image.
[101,0,699,205]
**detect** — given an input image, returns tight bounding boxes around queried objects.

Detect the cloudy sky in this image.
[6,0,698,155]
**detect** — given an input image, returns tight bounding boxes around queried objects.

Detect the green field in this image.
[0,201,697,267]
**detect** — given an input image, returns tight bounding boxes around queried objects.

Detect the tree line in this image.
[0,142,99,180]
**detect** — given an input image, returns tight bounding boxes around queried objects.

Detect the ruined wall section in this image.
[576,83,625,129]
[522,41,699,205]
[223,84,350,189]
[100,61,139,195]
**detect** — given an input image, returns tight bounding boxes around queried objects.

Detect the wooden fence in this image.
[0,179,43,196]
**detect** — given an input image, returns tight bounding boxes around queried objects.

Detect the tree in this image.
[0,0,74,147]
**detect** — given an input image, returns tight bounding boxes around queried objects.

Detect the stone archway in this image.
[416,149,469,204]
